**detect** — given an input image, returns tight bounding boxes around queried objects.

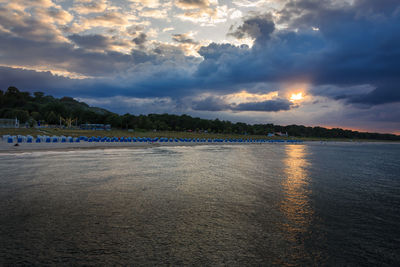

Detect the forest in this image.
[1,86,399,140]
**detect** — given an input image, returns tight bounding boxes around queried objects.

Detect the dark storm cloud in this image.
[195,43,250,80]
[68,34,111,50]
[338,84,400,106]
[192,96,231,111]
[233,99,293,112]
[228,13,275,43]
[0,66,75,95]
[192,96,294,112]
[197,43,249,60]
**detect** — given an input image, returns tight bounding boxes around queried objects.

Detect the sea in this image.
[0,143,399,266]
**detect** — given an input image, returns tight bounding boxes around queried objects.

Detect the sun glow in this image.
[290,92,304,102]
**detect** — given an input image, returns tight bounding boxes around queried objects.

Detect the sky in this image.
[0,0,399,134]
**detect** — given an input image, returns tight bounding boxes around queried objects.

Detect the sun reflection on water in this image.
[278,144,314,264]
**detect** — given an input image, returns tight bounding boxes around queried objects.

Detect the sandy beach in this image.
[0,140,226,153]
[2,140,398,154]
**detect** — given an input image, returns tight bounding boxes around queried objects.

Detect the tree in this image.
[34,92,44,98]
[31,111,42,121]
[105,114,122,128]
[12,109,29,122]
[5,86,20,96]
[46,111,58,124]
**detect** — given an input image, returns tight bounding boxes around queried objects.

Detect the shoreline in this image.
[0,142,159,154]
[1,140,399,154]
[0,141,250,154]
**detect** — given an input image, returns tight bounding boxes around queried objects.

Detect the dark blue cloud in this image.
[68,34,111,50]
[339,84,400,105]
[192,96,231,111]
[0,66,75,94]
[233,99,293,112]
[191,96,294,112]
[228,13,275,44]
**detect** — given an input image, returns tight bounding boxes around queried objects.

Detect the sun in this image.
[290,92,304,102]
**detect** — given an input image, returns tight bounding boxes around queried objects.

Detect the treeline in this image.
[1,86,399,140]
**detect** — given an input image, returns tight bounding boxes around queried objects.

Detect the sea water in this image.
[0,143,399,265]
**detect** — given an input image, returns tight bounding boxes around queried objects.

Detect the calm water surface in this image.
[0,143,399,266]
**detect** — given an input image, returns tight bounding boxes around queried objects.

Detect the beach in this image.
[2,139,399,154]
[0,139,254,153]
[0,140,157,153]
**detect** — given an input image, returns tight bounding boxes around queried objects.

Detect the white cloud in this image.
[140,8,169,19]
[232,0,269,8]
[162,27,174,32]
[230,9,243,19]
[79,11,137,30]
[147,28,159,38]
[177,5,229,26]
[128,0,161,9]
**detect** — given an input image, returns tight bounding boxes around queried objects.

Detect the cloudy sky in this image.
[0,0,399,134]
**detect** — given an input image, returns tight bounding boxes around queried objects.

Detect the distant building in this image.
[0,118,19,128]
[275,131,288,137]
[267,133,275,137]
[80,123,111,130]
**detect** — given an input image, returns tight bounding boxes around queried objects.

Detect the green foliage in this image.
[33,91,44,98]
[0,86,399,140]
[46,111,58,124]
[30,111,42,121]
[0,86,115,125]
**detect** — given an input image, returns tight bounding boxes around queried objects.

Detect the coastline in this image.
[0,141,245,154]
[0,141,159,154]
[1,140,399,154]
